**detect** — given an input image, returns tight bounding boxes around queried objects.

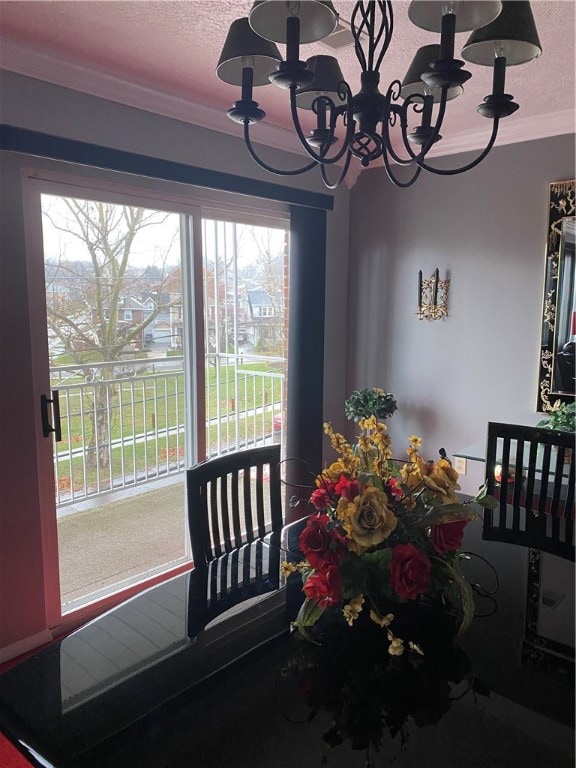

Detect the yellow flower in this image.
[369,609,394,628]
[409,641,424,655]
[372,431,391,450]
[281,561,297,577]
[343,595,365,626]
[317,460,346,484]
[400,458,424,490]
[408,435,423,449]
[387,630,405,656]
[357,435,371,453]
[359,415,377,431]
[336,497,356,524]
[324,423,354,458]
[280,560,308,577]
[343,487,397,555]
[422,461,461,504]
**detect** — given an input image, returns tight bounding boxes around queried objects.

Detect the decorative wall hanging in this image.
[537,179,575,412]
[417,268,449,320]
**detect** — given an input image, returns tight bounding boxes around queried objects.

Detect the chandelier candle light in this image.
[217,1,542,188]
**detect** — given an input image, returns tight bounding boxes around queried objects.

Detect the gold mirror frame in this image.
[537,180,575,412]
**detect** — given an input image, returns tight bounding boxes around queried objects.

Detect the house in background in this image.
[245,289,283,351]
[0,1,574,686]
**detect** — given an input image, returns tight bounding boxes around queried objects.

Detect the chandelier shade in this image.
[249,0,339,44]
[216,17,281,86]
[461,1,542,67]
[295,55,345,109]
[217,1,542,189]
[400,45,463,103]
[408,1,503,33]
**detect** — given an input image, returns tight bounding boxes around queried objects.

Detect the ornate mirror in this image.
[537,180,575,412]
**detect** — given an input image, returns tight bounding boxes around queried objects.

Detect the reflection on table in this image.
[455,439,572,478]
[0,540,293,768]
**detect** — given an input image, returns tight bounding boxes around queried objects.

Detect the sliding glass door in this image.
[25,175,289,623]
[38,191,195,613]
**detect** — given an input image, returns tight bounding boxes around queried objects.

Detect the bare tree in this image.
[239,225,287,356]
[241,226,286,315]
[44,198,180,470]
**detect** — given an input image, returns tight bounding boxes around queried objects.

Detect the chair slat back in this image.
[483,422,575,561]
[187,445,282,567]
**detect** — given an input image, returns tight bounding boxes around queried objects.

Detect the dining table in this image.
[0,527,573,768]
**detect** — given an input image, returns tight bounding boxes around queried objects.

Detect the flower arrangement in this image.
[281,391,496,760]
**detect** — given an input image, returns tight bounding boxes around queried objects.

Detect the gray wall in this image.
[347,134,575,494]
[345,143,575,723]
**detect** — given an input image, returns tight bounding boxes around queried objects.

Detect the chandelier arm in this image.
[288,87,355,166]
[366,2,377,71]
[414,118,500,175]
[320,150,354,190]
[373,1,394,73]
[394,90,449,165]
[243,122,318,176]
[381,148,424,188]
[379,106,417,167]
[351,3,368,71]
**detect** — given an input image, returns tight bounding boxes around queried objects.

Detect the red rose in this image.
[299,514,347,570]
[431,520,467,554]
[310,487,332,510]
[334,474,359,500]
[385,477,403,500]
[302,564,343,607]
[389,543,431,600]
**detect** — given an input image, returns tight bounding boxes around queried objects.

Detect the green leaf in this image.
[407,503,481,529]
[472,483,499,509]
[295,597,327,628]
[300,566,314,584]
[444,559,475,636]
[362,548,393,568]
[340,555,369,598]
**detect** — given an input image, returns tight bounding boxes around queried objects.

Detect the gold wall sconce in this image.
[417,269,450,320]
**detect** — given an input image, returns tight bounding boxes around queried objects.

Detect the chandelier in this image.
[216,1,541,188]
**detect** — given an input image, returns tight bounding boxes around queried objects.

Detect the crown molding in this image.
[1,39,573,192]
[422,109,576,159]
[0,39,308,156]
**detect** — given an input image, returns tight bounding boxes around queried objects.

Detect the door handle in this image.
[41,390,62,442]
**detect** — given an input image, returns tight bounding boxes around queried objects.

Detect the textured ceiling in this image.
[0,1,574,166]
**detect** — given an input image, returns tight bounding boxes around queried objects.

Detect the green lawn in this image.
[52,361,283,494]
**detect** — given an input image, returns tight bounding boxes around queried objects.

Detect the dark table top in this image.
[1,530,573,768]
[0,540,294,767]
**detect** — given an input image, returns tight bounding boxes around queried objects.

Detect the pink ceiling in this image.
[0,1,574,162]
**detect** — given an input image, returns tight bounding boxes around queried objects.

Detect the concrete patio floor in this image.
[57,476,189,606]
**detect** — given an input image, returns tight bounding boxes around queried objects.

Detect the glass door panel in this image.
[202,219,289,458]
[41,193,192,612]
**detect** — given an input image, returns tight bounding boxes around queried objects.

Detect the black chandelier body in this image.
[217,1,542,189]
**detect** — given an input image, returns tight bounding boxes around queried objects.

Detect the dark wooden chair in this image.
[483,421,575,561]
[187,445,284,623]
[187,444,283,566]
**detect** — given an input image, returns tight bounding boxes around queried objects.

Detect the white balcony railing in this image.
[50,355,285,508]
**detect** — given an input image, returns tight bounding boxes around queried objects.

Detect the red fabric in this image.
[0,733,34,768]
